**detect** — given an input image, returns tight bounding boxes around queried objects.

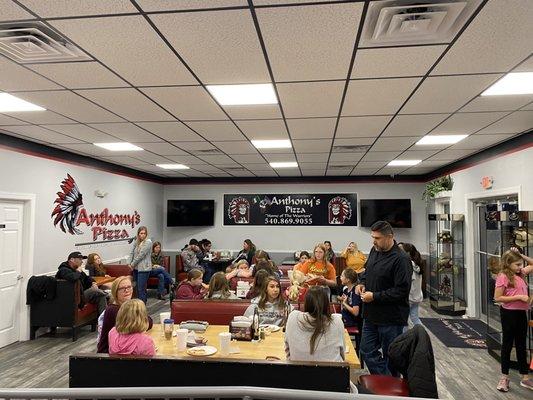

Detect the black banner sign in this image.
[223,194,357,226]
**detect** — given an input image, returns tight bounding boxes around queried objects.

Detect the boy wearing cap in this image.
[56,251,107,315]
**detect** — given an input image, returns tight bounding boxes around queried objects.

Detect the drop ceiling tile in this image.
[102,156,150,166]
[175,141,215,151]
[328,160,357,168]
[151,10,269,84]
[243,163,273,172]
[232,170,259,177]
[431,112,509,135]
[401,75,502,114]
[351,168,380,175]
[209,172,234,177]
[360,152,401,162]
[276,169,301,177]
[236,119,288,140]
[212,141,258,155]
[140,87,227,121]
[138,1,246,11]
[302,170,327,176]
[232,154,265,163]
[128,152,170,164]
[298,162,327,170]
[461,95,533,112]
[513,56,533,72]
[88,123,163,142]
[278,81,344,118]
[135,142,187,156]
[19,0,137,17]
[166,155,205,165]
[326,168,353,176]
[28,62,128,89]
[336,115,392,138]
[57,143,117,157]
[370,136,419,152]
[186,121,245,141]
[50,16,196,86]
[395,150,441,160]
[357,161,389,168]
[329,152,365,163]
[262,153,296,163]
[343,78,421,116]
[286,118,336,139]
[197,154,237,164]
[224,105,282,120]
[0,114,29,125]
[259,147,293,155]
[449,134,515,150]
[293,139,332,153]
[402,168,434,175]
[0,58,61,91]
[4,110,75,125]
[257,3,362,81]
[0,0,35,20]
[333,137,375,147]
[255,0,340,4]
[9,91,123,123]
[297,153,330,162]
[352,46,446,79]
[379,167,406,175]
[42,124,118,142]
[432,0,533,75]
[0,125,83,144]
[476,111,533,134]
[136,121,203,141]
[193,165,225,173]
[520,103,533,111]
[427,149,476,161]
[414,160,449,167]
[381,114,449,137]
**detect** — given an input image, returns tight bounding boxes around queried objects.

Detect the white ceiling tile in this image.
[128,152,170,164]
[513,56,533,72]
[300,162,326,169]
[379,167,408,175]
[134,142,187,155]
[360,152,401,162]
[231,170,258,177]
[259,147,293,155]
[329,153,365,163]
[175,141,215,151]
[9,91,123,123]
[432,0,533,75]
[212,141,258,155]
[193,165,225,173]
[225,105,282,120]
[336,116,392,138]
[278,81,344,118]
[276,169,301,177]
[370,137,419,152]
[263,153,296,163]
[137,1,246,11]
[461,95,533,112]
[151,10,269,84]
[450,134,515,150]
[302,170,327,176]
[140,86,227,120]
[0,0,35,20]
[402,168,434,175]
[77,88,173,121]
[257,3,362,81]
[28,62,129,89]
[58,143,114,156]
[286,118,336,139]
[231,154,265,163]
[343,78,421,116]
[293,139,332,153]
[186,121,246,141]
[0,114,29,125]
[381,114,449,137]
[296,153,330,162]
[0,125,83,144]
[352,46,446,78]
[431,112,508,135]
[396,150,441,160]
[351,168,380,175]
[42,124,118,142]
[0,58,61,91]
[400,75,502,114]
[4,110,75,125]
[235,119,288,140]
[475,111,533,135]
[427,149,476,161]
[244,163,274,172]
[333,137,375,147]
[209,172,233,177]
[88,123,163,142]
[414,160,449,167]
[254,0,341,4]
[166,155,205,165]
[102,156,150,166]
[327,168,353,176]
[357,161,389,168]
[136,121,203,141]
[19,0,137,17]
[50,16,196,86]
[198,154,237,164]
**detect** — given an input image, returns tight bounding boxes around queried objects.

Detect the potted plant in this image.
[423,175,454,201]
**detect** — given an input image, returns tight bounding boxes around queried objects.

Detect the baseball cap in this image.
[68,251,87,260]
[189,239,199,246]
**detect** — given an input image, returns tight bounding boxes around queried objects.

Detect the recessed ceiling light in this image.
[481,72,533,96]
[251,139,292,149]
[156,164,190,170]
[387,160,421,166]
[270,161,298,168]
[0,93,45,112]
[94,142,143,151]
[206,84,278,105]
[416,135,468,145]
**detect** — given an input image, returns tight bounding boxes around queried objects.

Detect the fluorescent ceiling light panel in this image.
[251,139,292,149]
[416,135,468,145]
[270,161,298,168]
[0,93,45,112]
[206,84,278,105]
[156,164,190,170]
[94,142,143,151]
[387,160,421,166]
[481,72,533,96]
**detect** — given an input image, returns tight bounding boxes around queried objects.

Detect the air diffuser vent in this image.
[360,0,482,47]
[332,145,371,153]
[0,22,91,63]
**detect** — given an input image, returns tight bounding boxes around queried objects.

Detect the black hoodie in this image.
[56,261,94,290]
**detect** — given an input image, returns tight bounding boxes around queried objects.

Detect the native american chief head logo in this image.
[51,174,84,235]
[328,196,352,225]
[228,197,250,224]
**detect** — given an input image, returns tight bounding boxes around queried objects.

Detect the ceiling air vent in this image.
[195,149,222,155]
[0,22,91,63]
[360,0,482,47]
[332,145,371,153]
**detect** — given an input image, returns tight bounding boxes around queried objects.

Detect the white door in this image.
[0,201,24,348]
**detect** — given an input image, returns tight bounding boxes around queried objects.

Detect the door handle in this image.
[17,275,23,280]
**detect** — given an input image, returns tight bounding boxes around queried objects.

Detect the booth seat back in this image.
[171,299,251,325]
[104,264,133,277]
[175,254,187,282]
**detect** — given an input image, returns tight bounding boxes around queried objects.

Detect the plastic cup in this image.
[163,319,174,340]
[176,328,188,351]
[219,332,232,356]
[159,312,171,334]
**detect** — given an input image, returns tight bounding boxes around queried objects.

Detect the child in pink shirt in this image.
[494,249,533,392]
[108,299,155,357]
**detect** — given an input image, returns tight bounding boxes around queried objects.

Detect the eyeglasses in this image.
[117,285,133,292]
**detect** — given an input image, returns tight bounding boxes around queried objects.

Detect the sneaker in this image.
[520,379,533,391]
[497,376,509,392]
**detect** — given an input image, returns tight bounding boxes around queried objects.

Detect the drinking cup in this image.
[219,332,232,356]
[176,328,188,351]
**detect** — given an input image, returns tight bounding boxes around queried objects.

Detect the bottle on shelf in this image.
[253,306,260,341]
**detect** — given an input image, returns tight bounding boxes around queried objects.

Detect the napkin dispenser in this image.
[229,316,253,341]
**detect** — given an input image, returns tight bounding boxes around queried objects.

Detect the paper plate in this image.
[260,324,281,332]
[186,345,217,356]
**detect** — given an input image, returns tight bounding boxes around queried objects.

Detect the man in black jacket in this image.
[356,221,412,375]
[56,251,107,315]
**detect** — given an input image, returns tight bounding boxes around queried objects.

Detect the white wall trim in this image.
[463,185,522,318]
[0,191,36,342]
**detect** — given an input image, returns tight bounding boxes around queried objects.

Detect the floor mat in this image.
[420,318,488,349]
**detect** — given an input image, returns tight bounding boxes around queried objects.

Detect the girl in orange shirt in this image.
[299,244,337,288]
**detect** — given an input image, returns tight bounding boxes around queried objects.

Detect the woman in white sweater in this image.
[285,286,345,362]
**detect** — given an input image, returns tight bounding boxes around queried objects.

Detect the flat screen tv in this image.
[167,200,215,227]
[360,199,412,228]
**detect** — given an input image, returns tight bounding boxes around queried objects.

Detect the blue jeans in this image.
[360,321,404,375]
[149,267,172,294]
[133,270,150,303]
[409,302,422,326]
[201,263,215,284]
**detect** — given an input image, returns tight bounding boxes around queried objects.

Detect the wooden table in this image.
[148,324,360,369]
[93,276,116,286]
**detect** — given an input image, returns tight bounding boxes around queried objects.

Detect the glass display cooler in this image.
[428,214,466,315]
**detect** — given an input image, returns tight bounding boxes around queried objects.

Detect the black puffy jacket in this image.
[388,325,438,398]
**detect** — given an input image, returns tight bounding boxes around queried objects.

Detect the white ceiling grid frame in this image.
[0,114,29,125]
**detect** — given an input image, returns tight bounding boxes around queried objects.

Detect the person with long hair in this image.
[97,276,153,353]
[108,299,156,356]
[206,272,238,299]
[323,241,336,265]
[244,275,290,326]
[340,242,367,274]
[398,242,424,328]
[245,269,270,300]
[128,226,152,303]
[150,241,173,300]
[235,239,256,265]
[293,251,310,272]
[86,253,113,289]
[176,269,208,299]
[285,286,345,362]
[298,244,337,287]
[494,249,533,392]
